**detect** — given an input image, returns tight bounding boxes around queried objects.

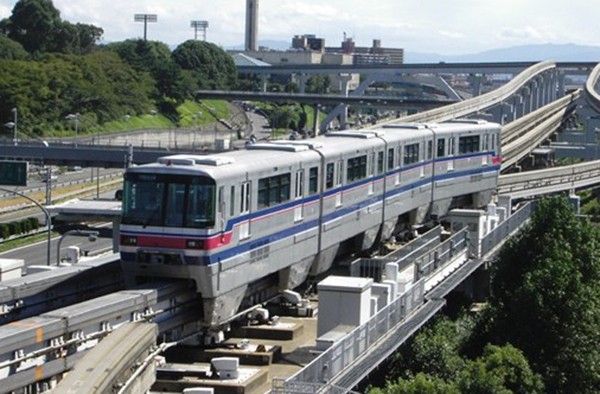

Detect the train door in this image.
[368,152,375,195]
[335,159,343,207]
[482,133,489,166]
[448,136,456,171]
[239,180,251,240]
[294,168,304,222]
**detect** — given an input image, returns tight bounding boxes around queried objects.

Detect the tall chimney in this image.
[245,0,259,51]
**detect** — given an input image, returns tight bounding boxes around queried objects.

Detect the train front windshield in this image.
[122,173,216,229]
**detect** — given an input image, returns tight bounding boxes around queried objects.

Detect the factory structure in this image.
[237,0,404,93]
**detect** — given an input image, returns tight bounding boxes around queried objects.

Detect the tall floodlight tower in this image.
[245,0,259,51]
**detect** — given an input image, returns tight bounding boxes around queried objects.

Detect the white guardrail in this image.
[395,61,556,123]
[498,159,600,199]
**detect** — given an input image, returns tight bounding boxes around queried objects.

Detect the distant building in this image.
[292,34,325,52]
[245,0,259,51]
[234,34,403,92]
[326,38,404,65]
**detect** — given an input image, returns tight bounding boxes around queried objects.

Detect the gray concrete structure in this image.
[245,0,259,51]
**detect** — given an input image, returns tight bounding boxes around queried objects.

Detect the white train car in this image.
[119,120,501,327]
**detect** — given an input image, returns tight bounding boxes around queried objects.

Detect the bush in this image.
[0,224,10,239]
[8,221,21,235]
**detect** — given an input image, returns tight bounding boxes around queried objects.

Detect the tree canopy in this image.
[1,0,103,54]
[478,196,600,393]
[0,0,239,135]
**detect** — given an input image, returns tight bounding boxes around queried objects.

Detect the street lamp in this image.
[65,113,80,148]
[56,229,98,265]
[10,108,17,146]
[192,111,202,148]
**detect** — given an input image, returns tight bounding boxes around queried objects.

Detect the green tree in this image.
[0,35,28,60]
[369,373,459,394]
[2,0,102,54]
[306,74,331,93]
[389,316,469,382]
[172,40,237,90]
[457,345,544,394]
[106,39,185,115]
[269,105,299,130]
[5,0,62,53]
[481,196,600,393]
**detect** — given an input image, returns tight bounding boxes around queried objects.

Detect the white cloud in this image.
[0,0,599,54]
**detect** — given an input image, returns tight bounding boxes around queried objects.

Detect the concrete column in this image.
[339,73,352,96]
[260,74,268,92]
[522,86,532,115]
[512,94,523,119]
[297,73,308,94]
[469,74,483,96]
[312,104,320,136]
[491,102,512,125]
[557,71,566,97]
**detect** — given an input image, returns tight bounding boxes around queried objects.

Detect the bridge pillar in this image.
[512,94,524,118]
[338,74,353,130]
[469,74,483,96]
[260,74,268,92]
[557,70,566,97]
[491,102,512,125]
[296,73,309,94]
[522,86,532,115]
[534,77,544,110]
[312,104,320,136]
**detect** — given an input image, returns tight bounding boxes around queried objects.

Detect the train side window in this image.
[387,148,395,170]
[325,163,334,190]
[437,138,445,158]
[347,155,367,182]
[258,173,291,209]
[240,182,250,214]
[458,135,481,154]
[295,170,304,199]
[376,151,384,174]
[309,167,319,194]
[403,143,419,165]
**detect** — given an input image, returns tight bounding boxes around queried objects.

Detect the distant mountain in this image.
[406,43,600,63]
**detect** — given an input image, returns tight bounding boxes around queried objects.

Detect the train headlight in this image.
[186,239,205,249]
[121,235,138,246]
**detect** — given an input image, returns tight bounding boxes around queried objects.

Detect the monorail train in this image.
[119,120,502,327]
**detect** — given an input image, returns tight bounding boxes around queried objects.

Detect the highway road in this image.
[0,223,114,267]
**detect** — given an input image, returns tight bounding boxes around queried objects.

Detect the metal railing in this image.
[273,279,425,394]
[480,201,535,257]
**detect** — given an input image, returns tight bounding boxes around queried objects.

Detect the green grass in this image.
[44,100,232,138]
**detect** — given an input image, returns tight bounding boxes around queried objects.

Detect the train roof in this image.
[128,120,499,178]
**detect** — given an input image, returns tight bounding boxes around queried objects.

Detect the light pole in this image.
[56,229,98,265]
[66,113,80,148]
[0,187,52,265]
[10,108,17,145]
[192,111,202,148]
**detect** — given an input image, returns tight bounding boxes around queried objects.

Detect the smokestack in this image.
[245,0,259,51]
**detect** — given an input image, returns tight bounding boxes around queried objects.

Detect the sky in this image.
[0,0,598,55]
